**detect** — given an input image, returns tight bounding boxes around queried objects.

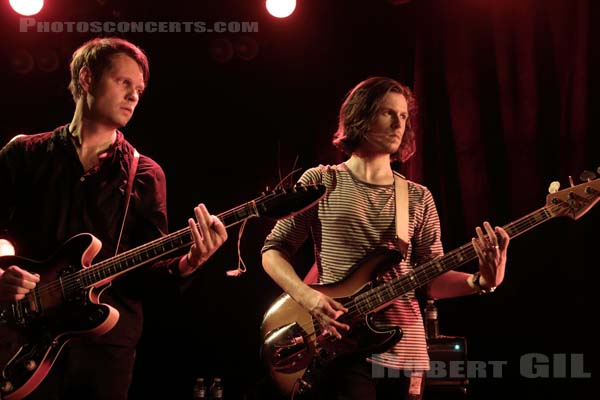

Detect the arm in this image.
[262,249,349,338]
[134,158,227,279]
[261,167,349,338]
[0,139,40,303]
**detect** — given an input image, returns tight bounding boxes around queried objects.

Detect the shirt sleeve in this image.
[0,137,23,240]
[411,185,444,266]
[261,168,323,261]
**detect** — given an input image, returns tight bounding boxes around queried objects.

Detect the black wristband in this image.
[472,271,496,294]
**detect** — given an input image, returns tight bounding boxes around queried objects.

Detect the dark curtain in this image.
[407,1,596,398]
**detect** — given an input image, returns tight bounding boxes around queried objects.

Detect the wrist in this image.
[471,271,496,295]
[176,252,201,277]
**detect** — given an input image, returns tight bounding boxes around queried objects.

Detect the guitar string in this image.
[343,205,553,316]
[17,188,314,306]
[287,204,558,337]
[14,193,573,331]
[32,185,323,299]
[20,207,246,303]
[20,199,546,327]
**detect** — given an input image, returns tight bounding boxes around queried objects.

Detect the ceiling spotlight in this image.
[266,0,296,18]
[9,0,44,16]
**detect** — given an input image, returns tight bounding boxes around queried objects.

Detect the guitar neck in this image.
[358,205,554,312]
[77,201,260,288]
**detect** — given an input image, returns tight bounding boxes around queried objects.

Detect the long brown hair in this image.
[332,76,417,162]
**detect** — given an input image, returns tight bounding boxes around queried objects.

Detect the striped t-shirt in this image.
[262,163,444,370]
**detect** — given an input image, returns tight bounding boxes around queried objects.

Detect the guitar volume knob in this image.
[24,359,37,371]
[1,380,14,393]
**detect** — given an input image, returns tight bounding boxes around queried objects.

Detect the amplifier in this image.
[426,336,469,390]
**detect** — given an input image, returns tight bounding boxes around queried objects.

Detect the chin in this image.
[114,118,130,128]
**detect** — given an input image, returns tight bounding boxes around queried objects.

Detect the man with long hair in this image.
[262,76,509,399]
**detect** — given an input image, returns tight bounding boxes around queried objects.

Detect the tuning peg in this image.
[548,181,560,194]
[579,170,596,182]
[568,176,575,187]
[597,166,600,175]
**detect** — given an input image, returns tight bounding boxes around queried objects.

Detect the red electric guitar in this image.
[0,183,326,400]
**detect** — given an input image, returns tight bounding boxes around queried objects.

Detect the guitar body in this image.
[0,183,328,399]
[260,248,404,396]
[0,233,119,400]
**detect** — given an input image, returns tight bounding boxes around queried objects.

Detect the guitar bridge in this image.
[262,322,312,373]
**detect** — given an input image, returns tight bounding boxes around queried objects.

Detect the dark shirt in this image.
[0,125,179,346]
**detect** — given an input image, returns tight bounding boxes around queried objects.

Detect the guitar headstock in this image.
[255,183,326,220]
[546,170,600,220]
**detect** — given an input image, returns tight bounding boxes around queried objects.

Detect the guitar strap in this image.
[394,172,425,398]
[114,148,140,256]
[393,172,409,259]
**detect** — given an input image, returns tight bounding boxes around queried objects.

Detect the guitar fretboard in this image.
[75,201,259,289]
[352,206,553,315]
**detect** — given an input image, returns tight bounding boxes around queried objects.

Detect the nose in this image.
[126,89,139,103]
[390,114,400,130]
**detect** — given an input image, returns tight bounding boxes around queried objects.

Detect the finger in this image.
[5,268,39,289]
[6,265,40,283]
[0,282,31,294]
[6,278,37,291]
[329,317,350,333]
[495,226,510,250]
[199,207,218,251]
[210,216,228,243]
[323,302,350,331]
[472,238,484,258]
[188,218,202,246]
[329,326,342,339]
[0,292,28,302]
[475,226,487,247]
[320,316,344,339]
[323,326,342,339]
[330,298,349,313]
[475,227,493,256]
[472,238,490,267]
[1,271,35,289]
[194,204,211,235]
[483,222,498,248]
[14,293,26,301]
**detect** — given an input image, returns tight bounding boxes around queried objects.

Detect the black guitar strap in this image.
[114,148,139,256]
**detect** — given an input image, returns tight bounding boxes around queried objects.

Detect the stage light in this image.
[209,38,234,63]
[235,36,259,61]
[10,49,35,75]
[266,0,296,18]
[37,49,60,73]
[9,0,44,16]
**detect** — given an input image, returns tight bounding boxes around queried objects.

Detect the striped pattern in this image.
[262,163,444,370]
